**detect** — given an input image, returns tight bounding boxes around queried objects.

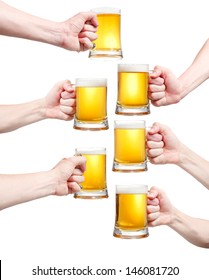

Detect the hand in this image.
[51,156,86,195]
[146,122,182,164]
[147,187,173,226]
[44,80,75,121]
[148,66,182,106]
[60,12,98,51]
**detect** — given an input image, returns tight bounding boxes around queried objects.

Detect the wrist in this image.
[41,21,65,48]
[177,143,193,168]
[30,98,47,121]
[42,170,57,196]
[168,207,181,228]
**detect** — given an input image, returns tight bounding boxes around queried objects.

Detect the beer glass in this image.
[73,78,108,130]
[89,7,123,59]
[113,184,149,239]
[74,147,108,199]
[116,64,150,115]
[113,120,147,172]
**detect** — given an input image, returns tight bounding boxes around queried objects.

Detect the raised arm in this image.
[148,187,209,248]
[149,38,209,106]
[0,0,98,51]
[179,38,209,98]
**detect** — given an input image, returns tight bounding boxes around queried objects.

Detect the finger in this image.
[149,66,163,79]
[82,12,99,27]
[147,205,160,214]
[147,148,164,158]
[69,156,87,172]
[68,175,84,183]
[146,133,163,142]
[147,187,160,199]
[147,198,160,206]
[61,90,75,99]
[151,97,167,107]
[146,140,164,149]
[147,122,161,135]
[60,98,76,107]
[149,84,165,94]
[148,154,165,165]
[72,168,84,176]
[147,212,160,222]
[82,23,98,32]
[62,80,74,91]
[149,76,164,85]
[79,37,93,51]
[79,31,98,41]
[67,182,82,194]
[148,220,160,227]
[60,105,75,115]
[149,91,165,102]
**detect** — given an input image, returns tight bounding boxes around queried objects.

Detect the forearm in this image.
[179,38,209,99]
[177,144,209,190]
[169,208,209,248]
[0,171,56,210]
[0,1,63,47]
[0,99,46,133]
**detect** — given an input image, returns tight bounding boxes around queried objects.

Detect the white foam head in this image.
[118,64,149,72]
[114,120,145,128]
[75,147,106,155]
[91,7,121,14]
[76,78,107,87]
[116,184,148,194]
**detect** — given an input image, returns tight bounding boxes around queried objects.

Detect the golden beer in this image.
[74,148,108,199]
[113,120,147,172]
[89,8,123,59]
[74,79,108,130]
[113,185,149,239]
[116,64,150,115]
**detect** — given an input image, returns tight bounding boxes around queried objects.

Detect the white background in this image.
[0,0,209,279]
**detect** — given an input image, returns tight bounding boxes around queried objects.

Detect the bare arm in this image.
[0,100,45,133]
[0,171,55,210]
[149,38,209,106]
[147,122,209,191]
[170,208,209,248]
[0,156,86,210]
[148,187,209,248]
[0,80,75,133]
[179,38,209,99]
[0,0,61,46]
[177,144,209,190]
[0,0,98,51]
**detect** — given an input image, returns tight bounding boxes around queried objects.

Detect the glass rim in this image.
[75,147,106,155]
[114,120,145,128]
[116,184,148,194]
[91,7,121,14]
[75,78,107,87]
[118,63,149,72]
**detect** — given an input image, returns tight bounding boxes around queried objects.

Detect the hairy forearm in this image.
[169,208,209,248]
[0,171,56,210]
[0,99,46,133]
[178,38,209,99]
[0,1,63,47]
[177,144,209,190]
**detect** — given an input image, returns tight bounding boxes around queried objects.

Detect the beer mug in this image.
[89,7,123,59]
[113,184,149,239]
[116,64,150,115]
[74,147,108,199]
[73,78,109,130]
[113,120,147,172]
